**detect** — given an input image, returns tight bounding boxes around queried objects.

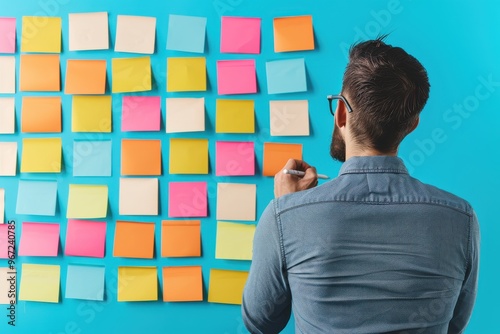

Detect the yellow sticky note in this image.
[72,95,112,132]
[21,16,62,53]
[169,139,208,174]
[208,269,248,305]
[118,266,158,301]
[112,57,152,93]
[167,57,206,92]
[67,184,108,219]
[216,99,255,133]
[21,138,61,173]
[216,221,256,260]
[19,264,60,303]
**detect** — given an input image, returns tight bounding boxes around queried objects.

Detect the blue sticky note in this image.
[16,180,57,216]
[73,140,112,177]
[65,265,105,301]
[266,58,307,94]
[166,14,207,53]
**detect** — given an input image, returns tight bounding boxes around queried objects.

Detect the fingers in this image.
[283,158,312,172]
[299,166,318,190]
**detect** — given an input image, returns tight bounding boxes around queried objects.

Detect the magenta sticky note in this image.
[216,141,255,176]
[221,17,261,54]
[0,18,16,54]
[168,182,207,218]
[217,60,257,95]
[65,219,106,258]
[0,225,8,259]
[122,96,161,132]
[18,222,60,257]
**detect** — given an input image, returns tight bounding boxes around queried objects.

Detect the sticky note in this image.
[0,18,16,53]
[119,178,158,216]
[0,56,15,93]
[266,58,307,94]
[0,97,15,134]
[20,54,60,92]
[65,265,105,301]
[72,95,112,132]
[208,269,248,305]
[167,15,206,53]
[270,100,310,136]
[112,57,152,93]
[0,189,4,224]
[166,57,206,92]
[21,138,61,173]
[161,220,201,257]
[65,60,107,95]
[216,221,256,260]
[115,15,156,54]
[168,182,207,218]
[169,139,208,174]
[69,12,109,51]
[163,266,203,302]
[217,60,257,95]
[121,139,161,176]
[73,140,112,177]
[215,99,255,133]
[0,225,8,258]
[263,142,303,176]
[65,219,106,258]
[18,222,60,256]
[113,221,155,258]
[21,96,61,133]
[216,183,256,221]
[273,15,314,52]
[122,96,161,132]
[216,141,255,176]
[19,264,60,303]
[117,266,157,302]
[166,98,205,133]
[221,17,261,54]
[0,142,17,176]
[16,180,57,216]
[21,16,61,53]
[0,268,16,305]
[67,184,108,219]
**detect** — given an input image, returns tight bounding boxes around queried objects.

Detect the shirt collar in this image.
[339,156,409,176]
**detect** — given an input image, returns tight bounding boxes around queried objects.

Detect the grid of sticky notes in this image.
[0,12,317,306]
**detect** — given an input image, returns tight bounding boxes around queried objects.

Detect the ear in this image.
[334,99,347,129]
[408,116,420,134]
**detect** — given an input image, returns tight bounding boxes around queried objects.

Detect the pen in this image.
[283,169,330,179]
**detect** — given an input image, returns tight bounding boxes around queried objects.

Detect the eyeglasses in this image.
[327,94,353,116]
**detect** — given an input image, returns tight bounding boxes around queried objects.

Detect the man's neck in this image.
[345,143,397,160]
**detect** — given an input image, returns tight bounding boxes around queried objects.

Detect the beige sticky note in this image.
[270,100,310,136]
[166,98,205,133]
[0,189,4,224]
[67,184,108,219]
[216,183,256,221]
[72,95,112,132]
[21,138,62,173]
[19,264,60,303]
[0,98,15,134]
[69,12,109,51]
[115,15,156,54]
[0,268,16,305]
[0,56,15,94]
[21,16,61,53]
[119,178,158,216]
[0,142,17,176]
[216,221,256,260]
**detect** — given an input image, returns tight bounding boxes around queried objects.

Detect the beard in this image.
[330,124,346,162]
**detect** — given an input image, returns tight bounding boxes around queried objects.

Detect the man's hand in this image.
[274,159,318,198]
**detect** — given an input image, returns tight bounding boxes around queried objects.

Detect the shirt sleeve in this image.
[242,200,292,334]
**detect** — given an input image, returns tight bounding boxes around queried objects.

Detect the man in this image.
[242,37,479,334]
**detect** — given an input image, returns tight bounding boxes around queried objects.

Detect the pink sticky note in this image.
[168,182,207,218]
[0,18,16,54]
[18,222,60,256]
[122,96,161,131]
[0,225,8,259]
[221,17,261,54]
[217,60,257,95]
[216,141,255,176]
[65,219,106,258]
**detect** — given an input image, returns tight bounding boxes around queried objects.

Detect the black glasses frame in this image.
[327,94,353,115]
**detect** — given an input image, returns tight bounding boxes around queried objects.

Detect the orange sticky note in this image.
[273,15,314,52]
[65,60,107,95]
[163,266,203,302]
[121,139,161,176]
[263,142,302,176]
[20,54,60,92]
[113,221,155,259]
[22,96,61,133]
[161,220,200,257]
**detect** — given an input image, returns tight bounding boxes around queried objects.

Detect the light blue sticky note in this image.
[73,140,112,177]
[16,180,57,216]
[266,58,307,94]
[65,265,105,301]
[166,14,207,53]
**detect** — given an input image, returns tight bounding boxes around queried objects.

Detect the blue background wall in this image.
[0,0,498,333]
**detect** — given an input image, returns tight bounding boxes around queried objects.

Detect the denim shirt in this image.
[242,156,479,334]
